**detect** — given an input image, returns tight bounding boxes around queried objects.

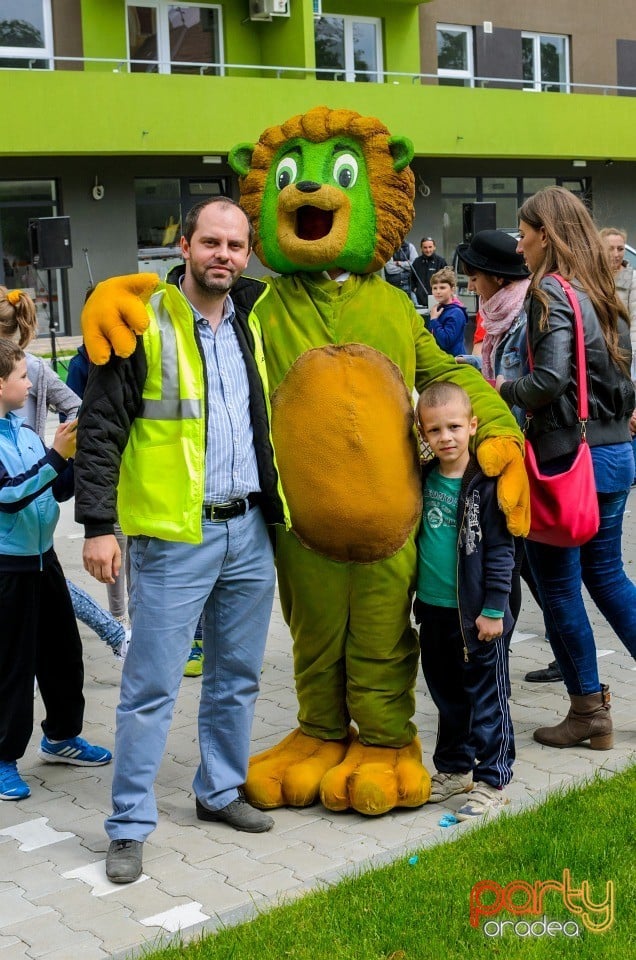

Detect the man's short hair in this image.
[183,197,254,248]
[431,266,456,288]
[421,237,435,245]
[0,338,24,380]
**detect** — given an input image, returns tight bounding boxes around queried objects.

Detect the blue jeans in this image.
[105,506,275,842]
[526,490,636,696]
[66,580,125,651]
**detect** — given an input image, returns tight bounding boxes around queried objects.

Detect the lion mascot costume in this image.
[82,106,529,816]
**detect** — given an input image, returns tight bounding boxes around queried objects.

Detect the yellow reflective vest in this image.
[117,283,208,544]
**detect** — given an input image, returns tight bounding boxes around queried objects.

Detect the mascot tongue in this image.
[297,205,333,241]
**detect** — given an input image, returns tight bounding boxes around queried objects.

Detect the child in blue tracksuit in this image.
[0,339,111,801]
[414,381,515,819]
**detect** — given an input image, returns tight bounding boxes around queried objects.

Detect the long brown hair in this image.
[0,287,38,348]
[518,186,629,372]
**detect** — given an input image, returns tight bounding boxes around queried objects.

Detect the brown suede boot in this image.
[533,685,613,750]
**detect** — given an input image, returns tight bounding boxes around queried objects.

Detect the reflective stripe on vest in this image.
[141,310,202,420]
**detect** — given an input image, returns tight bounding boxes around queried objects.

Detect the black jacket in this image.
[411,253,447,301]
[75,268,284,537]
[500,276,635,463]
[417,456,514,658]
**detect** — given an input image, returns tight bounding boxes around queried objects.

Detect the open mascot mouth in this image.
[296,205,334,241]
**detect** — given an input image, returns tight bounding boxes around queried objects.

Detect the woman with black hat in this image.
[457,230,530,423]
[456,231,557,681]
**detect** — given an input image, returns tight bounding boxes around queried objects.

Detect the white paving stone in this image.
[140,901,210,933]
[62,861,149,896]
[0,819,74,852]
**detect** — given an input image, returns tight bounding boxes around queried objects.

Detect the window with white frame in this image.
[436,24,474,87]
[315,14,383,83]
[127,3,223,75]
[0,0,53,69]
[522,32,569,93]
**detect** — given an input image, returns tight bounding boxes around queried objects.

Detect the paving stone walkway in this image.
[1,449,634,959]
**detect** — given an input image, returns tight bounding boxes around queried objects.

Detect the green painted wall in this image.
[4,70,636,160]
[80,0,127,70]
[75,1,422,81]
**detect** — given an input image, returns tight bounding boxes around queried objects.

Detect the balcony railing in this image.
[2,55,636,96]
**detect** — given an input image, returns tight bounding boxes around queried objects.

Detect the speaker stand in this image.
[47,268,58,373]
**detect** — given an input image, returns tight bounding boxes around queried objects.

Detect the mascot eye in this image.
[333,153,359,189]
[276,157,298,190]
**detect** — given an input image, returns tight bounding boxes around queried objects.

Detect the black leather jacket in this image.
[500,276,635,463]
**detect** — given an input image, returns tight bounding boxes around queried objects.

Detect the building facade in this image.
[1,0,636,333]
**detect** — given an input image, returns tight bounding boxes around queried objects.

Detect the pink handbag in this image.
[524,274,600,548]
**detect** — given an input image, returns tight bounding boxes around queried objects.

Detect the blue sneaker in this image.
[38,736,112,766]
[0,761,31,800]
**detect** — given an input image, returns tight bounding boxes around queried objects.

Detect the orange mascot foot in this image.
[319,734,431,815]
[245,728,352,809]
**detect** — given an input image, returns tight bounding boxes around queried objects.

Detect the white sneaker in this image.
[428,771,473,803]
[456,783,508,820]
[114,628,131,663]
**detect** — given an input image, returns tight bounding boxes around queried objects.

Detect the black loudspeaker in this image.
[28,217,73,270]
[462,202,497,242]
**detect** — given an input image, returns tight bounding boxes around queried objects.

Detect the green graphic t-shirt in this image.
[416,468,460,607]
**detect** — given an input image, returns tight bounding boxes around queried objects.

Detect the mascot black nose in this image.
[296,181,321,193]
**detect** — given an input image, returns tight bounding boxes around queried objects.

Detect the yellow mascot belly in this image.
[271,343,421,562]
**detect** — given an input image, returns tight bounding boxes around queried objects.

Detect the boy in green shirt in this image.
[415,382,515,818]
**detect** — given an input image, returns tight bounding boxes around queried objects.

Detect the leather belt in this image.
[203,493,260,522]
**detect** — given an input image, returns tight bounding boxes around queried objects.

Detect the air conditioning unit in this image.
[249,0,290,20]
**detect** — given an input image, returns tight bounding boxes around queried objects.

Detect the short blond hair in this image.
[599,226,627,242]
[430,266,457,289]
[417,381,473,420]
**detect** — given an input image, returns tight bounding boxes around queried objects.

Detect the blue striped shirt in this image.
[180,282,260,503]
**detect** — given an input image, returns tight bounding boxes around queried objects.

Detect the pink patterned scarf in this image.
[480,278,531,380]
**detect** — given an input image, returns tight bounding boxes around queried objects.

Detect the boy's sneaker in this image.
[0,761,30,800]
[428,771,473,803]
[114,628,131,662]
[183,640,203,677]
[38,736,112,766]
[456,783,508,820]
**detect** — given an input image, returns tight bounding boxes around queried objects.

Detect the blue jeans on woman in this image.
[66,580,127,655]
[526,487,636,696]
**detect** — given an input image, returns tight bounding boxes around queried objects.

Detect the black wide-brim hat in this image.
[456,230,530,279]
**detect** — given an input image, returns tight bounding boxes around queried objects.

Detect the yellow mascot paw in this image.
[477,436,530,538]
[245,728,352,809]
[319,735,431,816]
[82,273,158,364]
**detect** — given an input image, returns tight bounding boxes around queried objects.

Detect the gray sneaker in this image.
[456,783,508,820]
[106,839,144,883]
[428,771,473,803]
[196,795,274,832]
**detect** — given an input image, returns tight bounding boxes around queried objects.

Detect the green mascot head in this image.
[228,105,415,275]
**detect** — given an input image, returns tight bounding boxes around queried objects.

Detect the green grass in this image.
[141,763,636,960]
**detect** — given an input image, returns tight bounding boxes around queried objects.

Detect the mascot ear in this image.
[388,135,414,173]
[228,143,255,177]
